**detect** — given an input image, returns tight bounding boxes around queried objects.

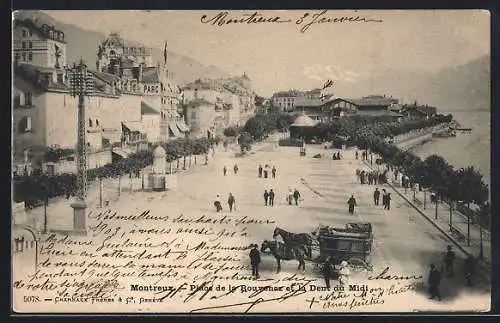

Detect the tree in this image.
[223,126,240,137]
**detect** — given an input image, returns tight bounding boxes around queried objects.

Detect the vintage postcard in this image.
[11,9,491,313]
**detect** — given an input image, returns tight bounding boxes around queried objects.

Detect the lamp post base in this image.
[69,200,87,236]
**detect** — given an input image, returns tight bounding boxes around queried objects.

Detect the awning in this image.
[122,121,145,133]
[176,122,190,133]
[169,122,181,137]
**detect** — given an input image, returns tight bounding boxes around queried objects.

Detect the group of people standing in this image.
[356,168,382,185]
[355,150,370,161]
[223,164,239,176]
[373,188,392,210]
[332,151,342,160]
[258,164,277,179]
[214,192,236,212]
[428,245,477,301]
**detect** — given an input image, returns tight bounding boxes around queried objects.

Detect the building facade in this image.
[183,74,255,138]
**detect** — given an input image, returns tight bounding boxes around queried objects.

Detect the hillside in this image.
[13,10,229,85]
[334,56,490,112]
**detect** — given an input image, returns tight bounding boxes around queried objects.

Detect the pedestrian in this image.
[428,264,442,300]
[443,245,456,277]
[223,165,227,176]
[385,193,391,210]
[355,169,360,182]
[355,150,359,160]
[234,164,238,175]
[227,193,235,212]
[347,194,357,214]
[269,189,275,206]
[464,255,475,287]
[214,194,222,212]
[322,257,333,289]
[368,172,373,185]
[338,260,350,286]
[258,165,263,178]
[272,166,277,178]
[293,188,301,206]
[263,190,269,206]
[249,244,261,279]
[360,170,365,184]
[287,188,293,205]
[374,171,379,185]
[373,188,380,205]
[382,189,387,208]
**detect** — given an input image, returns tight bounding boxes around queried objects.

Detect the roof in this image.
[14,63,69,91]
[272,90,304,98]
[291,114,318,127]
[186,98,214,107]
[295,97,327,107]
[141,101,159,115]
[90,70,120,84]
[122,121,145,133]
[348,96,395,107]
[142,67,160,83]
[14,19,67,44]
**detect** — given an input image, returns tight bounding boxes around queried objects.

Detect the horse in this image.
[261,239,306,273]
[272,227,313,259]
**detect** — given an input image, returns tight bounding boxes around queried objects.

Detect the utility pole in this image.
[68,59,93,236]
[434,194,438,220]
[449,201,453,232]
[99,177,103,208]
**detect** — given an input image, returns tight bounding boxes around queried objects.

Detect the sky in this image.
[43,10,490,96]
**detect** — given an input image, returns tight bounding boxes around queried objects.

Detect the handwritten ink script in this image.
[12,208,424,312]
[200,10,383,33]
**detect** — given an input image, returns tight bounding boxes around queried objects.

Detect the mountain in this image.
[332,56,490,112]
[13,10,229,85]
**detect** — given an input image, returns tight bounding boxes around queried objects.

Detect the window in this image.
[22,53,26,61]
[57,74,63,83]
[29,30,33,37]
[22,41,26,49]
[89,119,93,127]
[24,92,33,106]
[96,119,99,126]
[18,116,32,133]
[28,41,33,49]
[28,52,33,61]
[22,29,27,37]
[191,111,197,120]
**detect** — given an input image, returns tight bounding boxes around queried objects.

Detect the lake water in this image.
[409,110,491,188]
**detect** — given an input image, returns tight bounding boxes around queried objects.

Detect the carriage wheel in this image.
[348,258,373,274]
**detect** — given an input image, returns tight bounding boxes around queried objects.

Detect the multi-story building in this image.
[183,99,217,139]
[183,73,256,138]
[96,32,188,143]
[12,20,188,173]
[271,90,304,112]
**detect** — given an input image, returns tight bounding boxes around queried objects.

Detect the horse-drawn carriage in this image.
[261,223,373,274]
[312,222,373,272]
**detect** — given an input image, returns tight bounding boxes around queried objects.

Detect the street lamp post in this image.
[68,59,93,236]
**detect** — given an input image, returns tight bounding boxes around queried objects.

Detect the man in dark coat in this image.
[347,194,357,214]
[384,192,392,210]
[322,257,333,289]
[227,193,236,212]
[373,188,380,206]
[464,255,475,286]
[428,264,442,300]
[443,245,456,277]
[382,189,387,208]
[249,244,261,279]
[263,190,269,206]
[269,189,275,206]
[272,166,277,178]
[293,189,301,206]
[258,165,263,178]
